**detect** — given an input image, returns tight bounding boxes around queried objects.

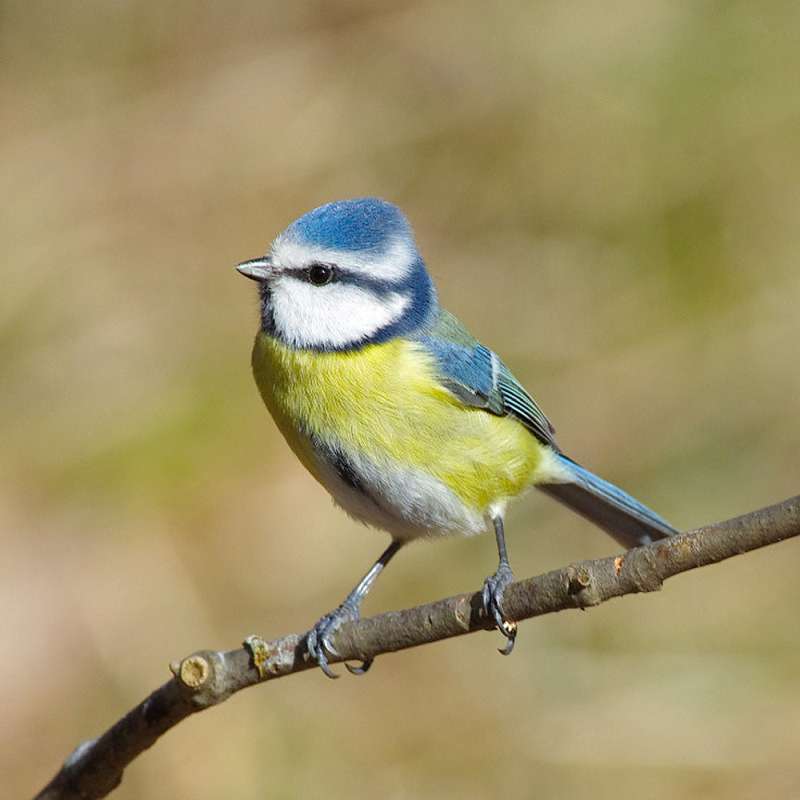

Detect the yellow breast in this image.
[251,332,543,513]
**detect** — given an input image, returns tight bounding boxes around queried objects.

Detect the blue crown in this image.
[284,197,414,254]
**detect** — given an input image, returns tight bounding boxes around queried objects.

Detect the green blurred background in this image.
[4,2,800,798]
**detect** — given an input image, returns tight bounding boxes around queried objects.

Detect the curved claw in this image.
[482,563,518,655]
[306,627,340,679]
[306,601,370,679]
[345,658,373,676]
[497,620,517,655]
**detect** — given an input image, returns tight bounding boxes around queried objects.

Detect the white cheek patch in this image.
[272,235,415,283]
[270,278,411,349]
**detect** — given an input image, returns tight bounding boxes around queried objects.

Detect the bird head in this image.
[237,198,437,351]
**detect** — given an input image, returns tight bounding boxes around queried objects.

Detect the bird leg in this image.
[482,515,517,655]
[306,540,402,678]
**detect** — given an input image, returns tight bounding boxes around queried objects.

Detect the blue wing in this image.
[414,309,557,448]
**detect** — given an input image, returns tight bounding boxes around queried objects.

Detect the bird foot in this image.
[306,599,373,679]
[482,562,517,655]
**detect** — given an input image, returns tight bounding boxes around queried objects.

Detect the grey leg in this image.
[481,515,517,655]
[307,539,402,678]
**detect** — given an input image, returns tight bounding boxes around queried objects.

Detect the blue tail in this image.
[538,454,677,549]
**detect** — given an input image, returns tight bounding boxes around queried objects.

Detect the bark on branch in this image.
[35,495,800,800]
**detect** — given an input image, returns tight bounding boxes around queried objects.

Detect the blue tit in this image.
[237,197,676,677]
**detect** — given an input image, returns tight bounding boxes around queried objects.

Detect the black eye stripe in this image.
[285,262,408,294]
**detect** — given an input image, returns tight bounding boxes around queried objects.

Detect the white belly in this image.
[309,439,488,542]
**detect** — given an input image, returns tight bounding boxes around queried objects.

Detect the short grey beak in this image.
[236,257,272,282]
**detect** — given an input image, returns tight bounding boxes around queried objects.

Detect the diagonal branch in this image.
[35,495,800,800]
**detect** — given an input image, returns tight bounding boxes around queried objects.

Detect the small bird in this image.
[237,198,677,677]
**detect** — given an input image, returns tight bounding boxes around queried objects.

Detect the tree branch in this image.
[35,495,800,800]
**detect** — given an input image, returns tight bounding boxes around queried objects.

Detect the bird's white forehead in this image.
[271,234,416,283]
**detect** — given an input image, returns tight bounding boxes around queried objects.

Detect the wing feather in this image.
[415,310,557,448]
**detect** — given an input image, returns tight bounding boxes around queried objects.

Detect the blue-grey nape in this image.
[284,197,414,254]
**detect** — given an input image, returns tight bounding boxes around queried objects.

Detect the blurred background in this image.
[3,2,800,798]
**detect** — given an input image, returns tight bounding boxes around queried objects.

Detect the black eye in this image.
[308,263,334,286]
